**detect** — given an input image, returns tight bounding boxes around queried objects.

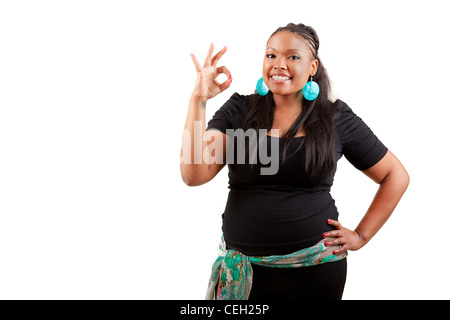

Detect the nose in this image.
[274,57,287,70]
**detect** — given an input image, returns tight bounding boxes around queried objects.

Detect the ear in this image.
[310,59,319,76]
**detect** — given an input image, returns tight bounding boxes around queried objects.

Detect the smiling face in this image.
[263,31,318,97]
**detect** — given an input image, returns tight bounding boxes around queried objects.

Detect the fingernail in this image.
[325,242,330,246]
[327,219,332,224]
[323,233,328,238]
[333,250,338,255]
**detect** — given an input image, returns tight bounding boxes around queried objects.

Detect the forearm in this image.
[180,95,211,185]
[355,167,410,246]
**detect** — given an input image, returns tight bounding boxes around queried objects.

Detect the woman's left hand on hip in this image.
[323,219,365,255]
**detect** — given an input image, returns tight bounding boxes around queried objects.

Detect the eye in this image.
[289,56,300,60]
[266,54,275,58]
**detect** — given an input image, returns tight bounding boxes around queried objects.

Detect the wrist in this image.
[354,229,370,249]
[190,93,208,103]
[189,95,208,111]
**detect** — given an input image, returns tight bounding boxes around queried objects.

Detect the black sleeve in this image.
[335,100,388,171]
[206,92,247,135]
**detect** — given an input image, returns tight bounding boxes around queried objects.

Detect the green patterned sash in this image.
[205,236,347,300]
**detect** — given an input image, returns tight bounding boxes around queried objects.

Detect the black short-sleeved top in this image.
[206,92,388,256]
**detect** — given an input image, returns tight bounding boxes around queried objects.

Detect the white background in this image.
[1,0,449,300]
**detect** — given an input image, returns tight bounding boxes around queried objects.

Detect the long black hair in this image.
[242,23,338,182]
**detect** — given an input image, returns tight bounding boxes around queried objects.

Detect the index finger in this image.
[327,219,342,229]
[216,65,231,78]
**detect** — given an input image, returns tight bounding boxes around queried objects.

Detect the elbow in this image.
[180,166,207,187]
[383,165,410,193]
[180,169,196,187]
[181,176,207,187]
[180,163,194,186]
[181,174,197,187]
[403,168,410,191]
[396,161,410,192]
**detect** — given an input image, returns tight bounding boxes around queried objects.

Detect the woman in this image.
[180,23,409,300]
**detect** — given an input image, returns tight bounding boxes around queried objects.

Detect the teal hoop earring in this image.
[256,77,269,96]
[303,76,320,101]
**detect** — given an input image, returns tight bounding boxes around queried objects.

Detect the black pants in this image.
[248,258,347,300]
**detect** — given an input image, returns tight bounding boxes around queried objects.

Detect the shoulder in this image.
[331,99,388,170]
[225,92,251,109]
[217,92,253,116]
[333,99,362,131]
[207,92,252,132]
[333,99,355,120]
[229,92,251,102]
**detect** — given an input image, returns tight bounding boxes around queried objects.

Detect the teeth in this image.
[272,75,290,81]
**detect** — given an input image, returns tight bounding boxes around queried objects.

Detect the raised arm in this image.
[180,44,232,186]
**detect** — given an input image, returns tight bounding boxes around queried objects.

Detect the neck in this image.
[272,92,303,116]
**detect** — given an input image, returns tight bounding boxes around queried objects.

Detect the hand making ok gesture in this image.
[190,43,232,101]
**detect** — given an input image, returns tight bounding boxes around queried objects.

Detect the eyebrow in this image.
[267,47,302,53]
